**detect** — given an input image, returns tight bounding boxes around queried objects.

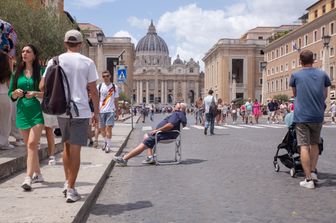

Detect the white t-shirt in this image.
[97,82,119,113]
[44,52,98,118]
[203,95,216,114]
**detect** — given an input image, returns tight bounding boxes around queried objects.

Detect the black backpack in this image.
[41,56,79,118]
[209,96,217,116]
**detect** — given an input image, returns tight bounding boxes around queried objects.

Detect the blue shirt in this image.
[156,111,187,131]
[289,67,331,123]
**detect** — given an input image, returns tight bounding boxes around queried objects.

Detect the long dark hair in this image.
[13,44,41,90]
[0,51,11,84]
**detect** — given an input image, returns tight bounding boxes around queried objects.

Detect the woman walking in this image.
[8,44,44,191]
[252,99,262,124]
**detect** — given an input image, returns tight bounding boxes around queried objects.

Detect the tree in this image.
[0,0,75,61]
[273,94,289,103]
[118,91,130,103]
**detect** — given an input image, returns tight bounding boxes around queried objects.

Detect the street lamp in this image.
[260,61,267,104]
[322,35,331,112]
[96,32,104,44]
[96,32,104,77]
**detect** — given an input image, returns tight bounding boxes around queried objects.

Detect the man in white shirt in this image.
[203,89,216,135]
[41,30,99,203]
[97,70,119,153]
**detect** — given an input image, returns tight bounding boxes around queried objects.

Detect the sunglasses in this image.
[102,75,110,78]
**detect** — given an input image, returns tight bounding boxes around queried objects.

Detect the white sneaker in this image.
[311,172,318,182]
[21,176,32,191]
[32,173,44,183]
[299,179,315,189]
[66,188,81,203]
[48,156,56,165]
[62,180,68,197]
[105,145,111,153]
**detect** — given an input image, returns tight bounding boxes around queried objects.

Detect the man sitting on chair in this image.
[114,103,187,166]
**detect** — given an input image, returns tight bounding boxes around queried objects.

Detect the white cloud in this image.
[71,0,116,8]
[113,30,138,45]
[156,0,315,70]
[127,17,151,30]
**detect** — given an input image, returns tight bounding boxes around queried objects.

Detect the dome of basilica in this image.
[135,21,169,55]
[173,54,184,65]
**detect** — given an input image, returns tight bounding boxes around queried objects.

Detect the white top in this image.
[203,95,216,114]
[44,52,98,118]
[97,82,119,113]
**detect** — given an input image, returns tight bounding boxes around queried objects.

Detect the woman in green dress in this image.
[8,44,44,191]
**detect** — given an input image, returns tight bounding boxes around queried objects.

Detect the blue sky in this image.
[65,0,316,69]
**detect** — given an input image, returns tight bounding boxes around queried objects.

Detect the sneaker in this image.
[66,188,81,203]
[114,156,128,166]
[105,145,111,153]
[62,180,68,197]
[204,127,207,135]
[48,156,56,165]
[32,173,44,183]
[88,139,94,147]
[102,142,107,151]
[311,171,318,182]
[0,144,15,150]
[299,179,315,189]
[93,141,99,148]
[13,140,25,147]
[142,156,156,164]
[21,176,32,191]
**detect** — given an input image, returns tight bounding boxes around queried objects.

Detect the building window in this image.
[285,77,289,90]
[285,63,289,71]
[280,47,284,56]
[292,60,296,69]
[267,82,270,93]
[298,38,302,49]
[280,65,284,72]
[276,66,279,73]
[272,51,275,60]
[258,36,263,40]
[330,66,334,81]
[314,10,318,18]
[285,45,289,54]
[330,47,335,57]
[304,35,308,46]
[322,5,326,14]
[332,0,335,9]
[321,26,325,37]
[259,78,263,85]
[280,79,283,90]
[267,69,270,75]
[272,68,275,74]
[276,80,279,91]
[272,81,274,92]
[330,22,335,35]
[314,30,318,42]
[189,68,194,73]
[276,49,279,58]
[313,53,317,61]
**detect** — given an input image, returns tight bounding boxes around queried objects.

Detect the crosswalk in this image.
[141,124,336,132]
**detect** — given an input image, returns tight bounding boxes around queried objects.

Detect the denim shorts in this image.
[99,112,115,128]
[296,123,322,146]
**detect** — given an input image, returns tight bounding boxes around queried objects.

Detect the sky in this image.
[64,0,317,70]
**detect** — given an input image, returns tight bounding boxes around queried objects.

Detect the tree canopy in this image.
[0,0,75,61]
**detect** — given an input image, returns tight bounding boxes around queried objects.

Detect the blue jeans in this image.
[205,113,215,134]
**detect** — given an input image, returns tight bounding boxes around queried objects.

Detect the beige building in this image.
[79,23,135,96]
[133,21,203,105]
[203,26,297,103]
[264,0,336,102]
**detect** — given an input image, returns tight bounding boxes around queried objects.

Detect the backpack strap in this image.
[54,56,79,118]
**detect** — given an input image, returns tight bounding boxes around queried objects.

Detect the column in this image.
[173,81,177,103]
[195,81,199,99]
[154,77,158,103]
[146,81,149,104]
[97,44,104,78]
[136,81,140,104]
[161,81,164,104]
[139,81,143,103]
[182,81,187,103]
[164,81,168,104]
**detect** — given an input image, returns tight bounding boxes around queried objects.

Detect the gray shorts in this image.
[295,123,322,146]
[57,117,90,146]
[99,112,115,128]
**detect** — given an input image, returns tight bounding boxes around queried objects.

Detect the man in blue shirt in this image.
[289,50,331,189]
[114,103,187,166]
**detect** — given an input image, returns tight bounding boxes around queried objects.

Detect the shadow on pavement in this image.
[179,158,207,165]
[91,200,153,216]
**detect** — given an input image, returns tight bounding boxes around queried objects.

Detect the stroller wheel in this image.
[274,162,280,172]
[290,168,296,177]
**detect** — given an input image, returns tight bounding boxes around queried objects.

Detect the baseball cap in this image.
[64,30,83,43]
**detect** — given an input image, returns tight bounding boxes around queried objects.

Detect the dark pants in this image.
[205,113,215,134]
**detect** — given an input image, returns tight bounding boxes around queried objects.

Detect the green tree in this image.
[273,94,289,103]
[0,0,75,61]
[118,91,130,103]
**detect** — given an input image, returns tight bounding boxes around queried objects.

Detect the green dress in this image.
[8,72,44,129]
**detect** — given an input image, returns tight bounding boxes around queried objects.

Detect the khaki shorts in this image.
[295,123,322,146]
[57,117,89,146]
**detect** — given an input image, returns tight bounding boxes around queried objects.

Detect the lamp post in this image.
[260,61,267,104]
[232,73,237,101]
[96,32,104,77]
[322,35,331,111]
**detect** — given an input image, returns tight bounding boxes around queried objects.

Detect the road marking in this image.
[258,124,284,129]
[191,125,204,129]
[225,124,245,129]
[142,126,153,131]
[240,124,264,129]
[183,127,190,130]
[215,126,228,129]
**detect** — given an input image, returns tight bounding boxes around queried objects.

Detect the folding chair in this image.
[152,130,182,165]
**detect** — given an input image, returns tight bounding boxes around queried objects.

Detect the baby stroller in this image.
[273,123,323,177]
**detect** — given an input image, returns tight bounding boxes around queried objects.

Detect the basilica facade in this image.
[133,21,203,106]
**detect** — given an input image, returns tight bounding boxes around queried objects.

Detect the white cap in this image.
[64,29,83,43]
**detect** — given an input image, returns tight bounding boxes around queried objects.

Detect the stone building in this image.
[263,0,336,101]
[133,21,203,105]
[203,26,297,103]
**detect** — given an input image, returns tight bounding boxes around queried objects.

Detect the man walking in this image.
[97,70,119,153]
[41,30,99,202]
[203,90,216,135]
[289,49,331,189]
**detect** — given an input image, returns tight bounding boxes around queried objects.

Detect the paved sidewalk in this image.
[0,115,139,223]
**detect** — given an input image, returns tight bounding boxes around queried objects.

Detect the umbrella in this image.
[0,18,17,57]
